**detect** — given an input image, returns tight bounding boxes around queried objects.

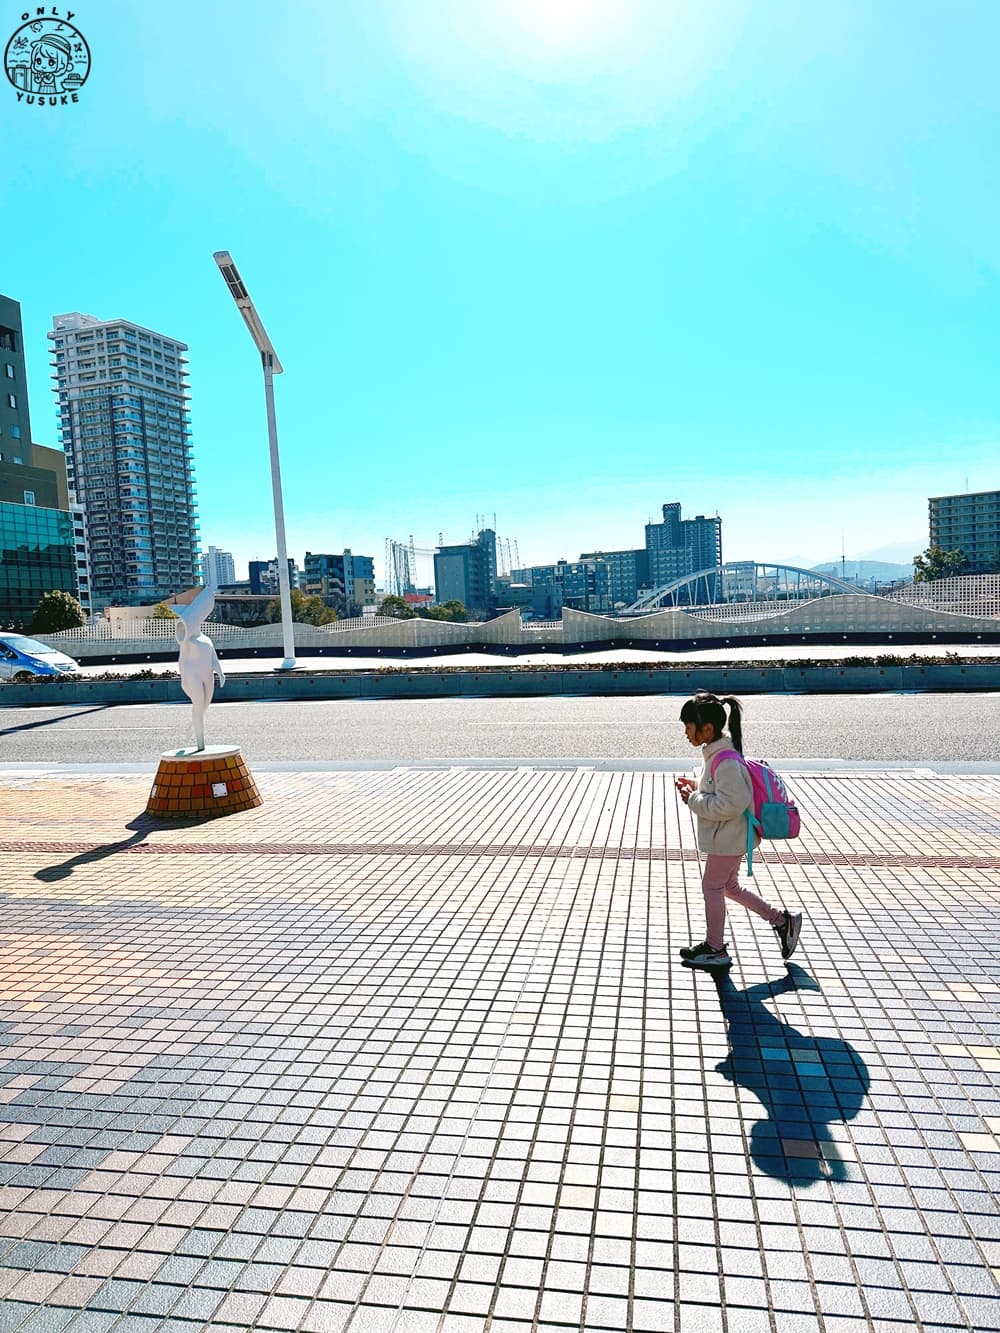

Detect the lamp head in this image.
[212,250,283,372]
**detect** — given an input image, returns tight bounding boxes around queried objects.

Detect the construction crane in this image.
[384,535,437,595]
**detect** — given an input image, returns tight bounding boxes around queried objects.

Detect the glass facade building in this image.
[0,502,76,628]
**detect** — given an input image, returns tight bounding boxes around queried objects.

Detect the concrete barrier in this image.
[2,661,998,708]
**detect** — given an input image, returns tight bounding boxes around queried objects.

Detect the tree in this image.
[418,599,469,622]
[265,588,337,626]
[151,602,178,619]
[377,595,416,619]
[30,589,86,633]
[912,546,969,583]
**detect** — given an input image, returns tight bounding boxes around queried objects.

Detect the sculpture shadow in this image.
[34,811,217,883]
[712,964,870,1183]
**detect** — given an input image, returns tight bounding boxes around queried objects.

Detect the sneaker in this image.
[774,910,802,960]
[679,941,732,967]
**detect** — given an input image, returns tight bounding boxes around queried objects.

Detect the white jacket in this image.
[686,735,755,857]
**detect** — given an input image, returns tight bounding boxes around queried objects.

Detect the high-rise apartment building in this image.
[201,545,236,588]
[929,490,1000,573]
[49,311,199,608]
[645,501,722,603]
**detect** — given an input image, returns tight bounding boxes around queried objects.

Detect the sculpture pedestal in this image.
[146,746,262,819]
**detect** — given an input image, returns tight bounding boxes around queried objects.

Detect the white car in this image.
[0,634,81,681]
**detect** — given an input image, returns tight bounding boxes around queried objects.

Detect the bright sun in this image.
[492,0,630,53]
[388,0,709,142]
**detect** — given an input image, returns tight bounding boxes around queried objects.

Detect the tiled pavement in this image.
[1,765,1000,1333]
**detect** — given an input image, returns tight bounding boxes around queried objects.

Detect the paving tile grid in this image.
[0,767,999,1333]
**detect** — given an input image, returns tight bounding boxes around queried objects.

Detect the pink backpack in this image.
[708,749,801,877]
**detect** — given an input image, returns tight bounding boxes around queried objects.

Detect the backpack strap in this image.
[707,749,757,878]
[707,748,744,780]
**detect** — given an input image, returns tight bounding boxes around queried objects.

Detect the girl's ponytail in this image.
[721,696,744,753]
[679,691,745,750]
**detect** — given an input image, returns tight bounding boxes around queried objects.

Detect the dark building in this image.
[0,294,34,455]
[433,529,498,616]
[0,297,80,627]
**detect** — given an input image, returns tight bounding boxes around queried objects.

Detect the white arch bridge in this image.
[624,562,867,613]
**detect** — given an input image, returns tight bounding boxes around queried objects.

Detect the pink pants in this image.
[703,854,783,949]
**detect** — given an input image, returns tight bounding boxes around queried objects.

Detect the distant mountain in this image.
[811,560,913,583]
[855,540,924,564]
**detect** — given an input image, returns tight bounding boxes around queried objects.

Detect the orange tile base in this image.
[146,746,263,819]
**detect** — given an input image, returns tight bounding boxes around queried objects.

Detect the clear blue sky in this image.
[7,0,999,585]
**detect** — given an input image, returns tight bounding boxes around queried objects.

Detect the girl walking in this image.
[674,691,801,968]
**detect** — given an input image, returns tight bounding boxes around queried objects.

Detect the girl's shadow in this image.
[712,964,870,1182]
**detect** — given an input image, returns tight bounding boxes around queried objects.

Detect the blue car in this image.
[0,634,80,681]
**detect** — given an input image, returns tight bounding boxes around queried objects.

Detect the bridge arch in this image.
[624,562,870,612]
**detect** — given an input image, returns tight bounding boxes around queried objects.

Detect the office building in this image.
[1,294,34,455]
[645,501,722,603]
[0,499,76,629]
[201,545,236,588]
[303,550,375,616]
[434,529,498,616]
[0,297,82,626]
[0,444,79,627]
[929,490,1000,573]
[49,311,199,608]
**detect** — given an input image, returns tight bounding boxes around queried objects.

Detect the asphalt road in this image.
[2,693,999,768]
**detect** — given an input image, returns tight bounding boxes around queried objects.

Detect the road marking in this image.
[465,720,811,726]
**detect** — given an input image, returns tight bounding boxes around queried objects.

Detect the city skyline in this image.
[6,2,999,590]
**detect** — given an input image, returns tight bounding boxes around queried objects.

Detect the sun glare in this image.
[388,0,728,143]
[492,0,629,54]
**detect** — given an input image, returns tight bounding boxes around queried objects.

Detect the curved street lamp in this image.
[212,251,296,670]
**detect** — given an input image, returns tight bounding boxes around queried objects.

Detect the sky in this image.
[5,0,1000,587]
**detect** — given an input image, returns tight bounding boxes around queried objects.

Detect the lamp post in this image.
[212,251,296,670]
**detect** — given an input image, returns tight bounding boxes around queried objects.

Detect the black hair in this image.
[679,691,744,753]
